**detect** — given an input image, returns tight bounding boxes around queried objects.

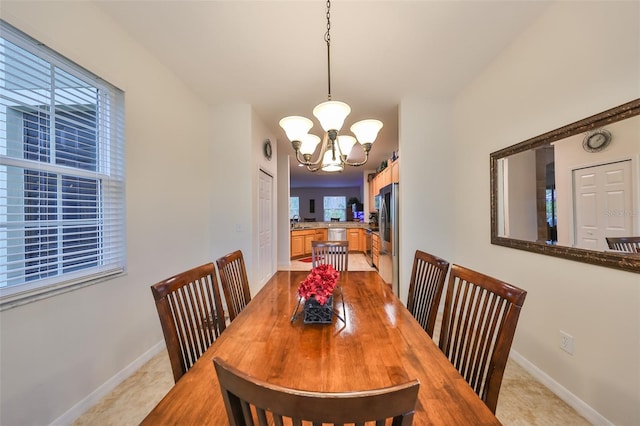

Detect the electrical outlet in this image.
[560,330,574,355]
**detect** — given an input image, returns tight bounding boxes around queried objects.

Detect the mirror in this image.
[490,98,640,273]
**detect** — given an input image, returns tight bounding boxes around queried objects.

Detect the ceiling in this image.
[95,0,551,188]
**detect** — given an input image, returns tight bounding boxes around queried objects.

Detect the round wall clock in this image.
[582,129,611,153]
[263,139,272,160]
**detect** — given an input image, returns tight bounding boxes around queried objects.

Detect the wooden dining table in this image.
[141,270,501,425]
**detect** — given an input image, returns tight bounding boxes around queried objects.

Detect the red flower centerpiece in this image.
[290,264,344,325]
[297,264,340,306]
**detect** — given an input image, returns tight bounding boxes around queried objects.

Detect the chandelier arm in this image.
[293,132,329,166]
[293,150,319,167]
[334,136,346,161]
[335,139,372,167]
[341,151,370,167]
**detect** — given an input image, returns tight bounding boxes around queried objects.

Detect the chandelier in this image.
[279,0,383,173]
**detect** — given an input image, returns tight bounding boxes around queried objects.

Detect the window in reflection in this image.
[545,187,557,243]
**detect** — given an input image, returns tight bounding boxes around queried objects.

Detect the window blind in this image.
[0,21,126,308]
[323,196,346,221]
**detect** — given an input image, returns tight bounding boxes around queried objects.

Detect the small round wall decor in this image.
[263,139,273,160]
[582,129,611,153]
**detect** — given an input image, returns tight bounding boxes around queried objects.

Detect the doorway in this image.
[572,160,634,250]
[258,169,274,285]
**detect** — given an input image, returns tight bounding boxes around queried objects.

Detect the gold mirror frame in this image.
[490,98,640,273]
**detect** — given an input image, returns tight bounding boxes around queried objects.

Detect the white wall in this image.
[398,98,454,305]
[0,2,277,425]
[208,104,279,294]
[208,104,253,285]
[452,2,640,424]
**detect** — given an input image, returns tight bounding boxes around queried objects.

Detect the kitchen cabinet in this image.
[291,228,329,259]
[292,228,369,258]
[291,229,316,258]
[308,229,327,253]
[347,228,362,252]
[380,165,391,188]
[315,228,327,241]
[373,168,382,189]
[373,174,380,199]
[391,157,399,183]
[291,233,306,257]
[369,158,398,210]
[368,174,377,211]
[372,232,380,268]
[304,234,315,254]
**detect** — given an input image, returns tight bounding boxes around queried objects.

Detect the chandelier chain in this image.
[325,0,331,43]
[325,0,332,100]
[279,0,381,173]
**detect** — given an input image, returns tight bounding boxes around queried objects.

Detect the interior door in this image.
[258,170,274,285]
[573,160,633,250]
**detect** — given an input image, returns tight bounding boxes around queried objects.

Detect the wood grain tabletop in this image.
[141,270,501,425]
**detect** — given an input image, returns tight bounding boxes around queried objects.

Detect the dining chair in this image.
[606,236,640,252]
[311,240,349,271]
[213,357,420,426]
[406,250,450,337]
[216,250,252,322]
[438,264,527,414]
[150,262,226,383]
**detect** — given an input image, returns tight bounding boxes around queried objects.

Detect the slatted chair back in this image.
[438,264,527,414]
[606,236,640,252]
[216,250,252,322]
[213,357,419,426]
[311,240,349,271]
[406,250,450,337]
[150,263,226,383]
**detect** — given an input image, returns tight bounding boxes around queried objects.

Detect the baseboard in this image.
[510,350,612,426]
[50,340,166,426]
[278,262,292,270]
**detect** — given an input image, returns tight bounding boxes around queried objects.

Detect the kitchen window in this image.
[290,196,299,219]
[0,21,126,308]
[323,196,346,221]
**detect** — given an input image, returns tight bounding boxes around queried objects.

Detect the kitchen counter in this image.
[290,223,373,258]
[291,221,375,230]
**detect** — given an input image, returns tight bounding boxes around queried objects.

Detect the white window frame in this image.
[323,196,347,221]
[290,196,299,219]
[0,21,126,310]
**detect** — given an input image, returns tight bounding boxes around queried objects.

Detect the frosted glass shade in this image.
[313,101,351,132]
[279,116,313,142]
[350,119,383,144]
[337,135,356,156]
[321,149,343,172]
[299,134,321,155]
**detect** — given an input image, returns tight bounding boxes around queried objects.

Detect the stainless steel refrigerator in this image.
[378,182,399,296]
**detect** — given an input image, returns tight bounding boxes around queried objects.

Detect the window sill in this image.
[0,270,126,311]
